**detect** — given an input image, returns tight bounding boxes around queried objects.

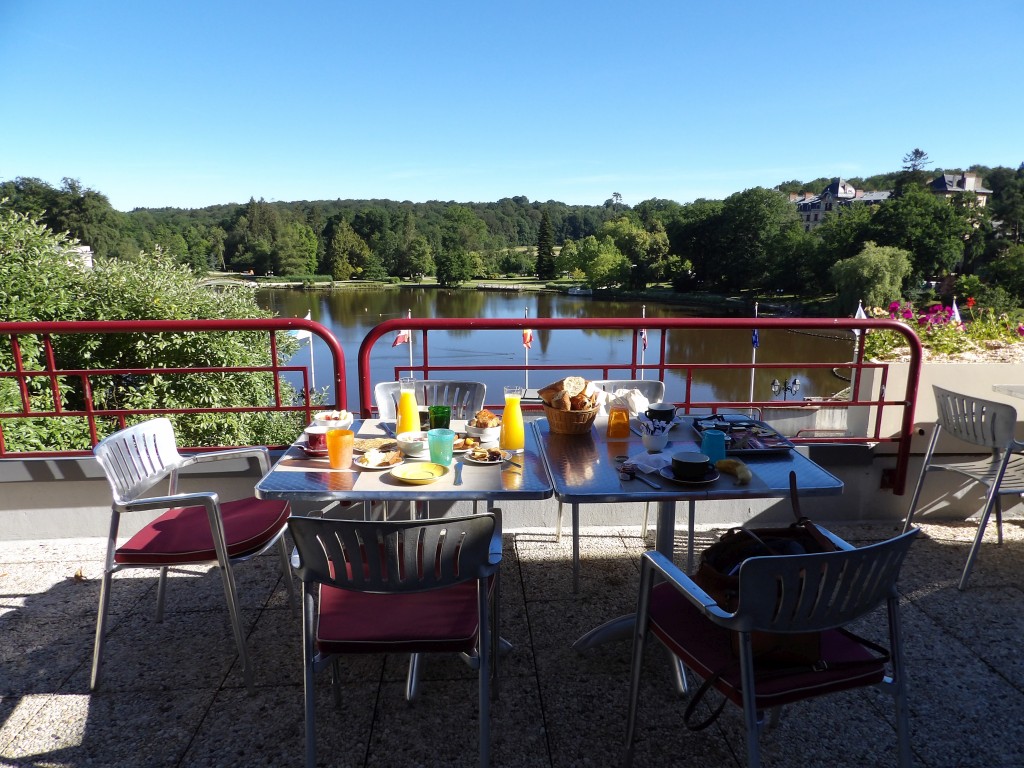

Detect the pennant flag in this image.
[951,297,962,325]
[751,328,759,349]
[392,328,410,347]
[288,310,313,342]
[522,328,533,350]
[640,326,648,351]
[853,300,867,338]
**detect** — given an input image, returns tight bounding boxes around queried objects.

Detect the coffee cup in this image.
[304,425,328,452]
[646,402,677,423]
[671,451,711,481]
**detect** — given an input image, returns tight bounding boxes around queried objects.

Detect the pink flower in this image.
[1017,323,1024,337]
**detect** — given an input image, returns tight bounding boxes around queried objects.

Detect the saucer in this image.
[658,467,720,486]
[300,445,328,457]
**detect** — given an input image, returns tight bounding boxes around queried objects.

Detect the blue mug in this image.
[700,429,727,464]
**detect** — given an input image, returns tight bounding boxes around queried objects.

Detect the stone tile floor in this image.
[2,519,1023,767]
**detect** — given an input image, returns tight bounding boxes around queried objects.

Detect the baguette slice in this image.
[562,376,587,399]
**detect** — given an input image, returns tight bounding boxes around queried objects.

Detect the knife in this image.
[454,462,464,486]
[379,421,396,438]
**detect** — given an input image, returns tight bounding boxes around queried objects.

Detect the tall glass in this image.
[396,377,419,435]
[499,385,525,452]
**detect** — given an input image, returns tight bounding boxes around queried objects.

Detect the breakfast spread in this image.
[315,409,353,422]
[468,447,505,462]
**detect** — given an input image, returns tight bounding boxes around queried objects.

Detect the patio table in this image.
[530,417,843,649]
[255,418,553,511]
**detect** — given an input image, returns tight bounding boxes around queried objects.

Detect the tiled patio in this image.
[2,518,1023,767]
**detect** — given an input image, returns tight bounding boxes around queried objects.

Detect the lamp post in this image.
[771,377,801,401]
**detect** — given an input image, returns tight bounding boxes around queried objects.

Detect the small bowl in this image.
[313,410,354,429]
[641,432,670,453]
[671,451,711,481]
[466,423,501,443]
[396,430,430,456]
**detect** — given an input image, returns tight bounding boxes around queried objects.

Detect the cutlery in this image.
[630,425,643,437]
[633,473,661,490]
[454,462,464,486]
[379,421,396,437]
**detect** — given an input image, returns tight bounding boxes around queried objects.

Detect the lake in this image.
[256,286,856,411]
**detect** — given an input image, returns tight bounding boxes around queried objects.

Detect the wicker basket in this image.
[543,404,599,435]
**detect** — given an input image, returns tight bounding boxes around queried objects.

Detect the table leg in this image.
[572,502,580,594]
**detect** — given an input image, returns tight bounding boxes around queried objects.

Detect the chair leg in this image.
[959,491,1000,590]
[406,653,422,701]
[623,567,654,767]
[216,562,254,691]
[278,537,296,614]
[902,424,940,533]
[155,566,169,622]
[301,590,318,768]
[555,501,563,542]
[90,567,115,691]
[478,579,491,768]
[572,503,581,594]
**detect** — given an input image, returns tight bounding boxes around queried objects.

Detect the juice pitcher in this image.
[499,385,525,451]
[396,377,420,435]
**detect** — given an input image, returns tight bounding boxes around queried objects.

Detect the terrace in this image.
[2,317,1024,766]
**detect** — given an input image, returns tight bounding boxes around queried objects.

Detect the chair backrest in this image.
[734,529,918,634]
[932,385,1018,452]
[591,379,666,403]
[374,380,486,420]
[288,513,498,593]
[93,418,185,506]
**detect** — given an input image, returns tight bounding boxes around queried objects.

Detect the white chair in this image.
[288,512,501,768]
[902,385,1024,589]
[624,529,919,768]
[374,379,486,421]
[91,418,294,691]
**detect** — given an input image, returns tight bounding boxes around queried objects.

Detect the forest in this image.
[3,153,1024,313]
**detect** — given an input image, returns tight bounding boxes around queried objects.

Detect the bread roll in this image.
[569,393,591,411]
[562,376,587,399]
[537,379,564,405]
[552,389,572,411]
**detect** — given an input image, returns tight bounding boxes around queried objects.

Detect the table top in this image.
[532,417,843,504]
[993,384,1024,400]
[255,419,553,503]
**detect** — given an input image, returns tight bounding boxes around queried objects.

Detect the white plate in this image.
[462,449,513,465]
[658,467,720,486]
[353,456,404,471]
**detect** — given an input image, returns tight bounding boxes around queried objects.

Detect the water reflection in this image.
[256,287,854,411]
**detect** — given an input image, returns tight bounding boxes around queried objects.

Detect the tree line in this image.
[4,154,1024,311]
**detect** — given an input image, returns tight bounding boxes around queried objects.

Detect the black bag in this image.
[692,471,837,666]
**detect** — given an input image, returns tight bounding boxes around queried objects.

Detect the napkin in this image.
[597,388,651,417]
[625,449,673,474]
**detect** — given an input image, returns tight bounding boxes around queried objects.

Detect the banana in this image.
[715,458,752,486]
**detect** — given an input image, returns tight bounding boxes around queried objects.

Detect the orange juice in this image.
[396,378,419,435]
[499,386,525,451]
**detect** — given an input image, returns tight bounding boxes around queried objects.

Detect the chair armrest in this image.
[641,551,732,621]
[815,525,855,551]
[120,491,218,515]
[182,446,272,473]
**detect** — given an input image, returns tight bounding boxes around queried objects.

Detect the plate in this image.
[354,455,404,470]
[462,449,513,465]
[658,467,720,486]
[352,437,397,453]
[390,462,450,485]
[300,445,328,458]
[452,433,486,453]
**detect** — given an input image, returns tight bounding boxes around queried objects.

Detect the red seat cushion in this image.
[115,497,290,565]
[316,580,484,654]
[648,582,886,710]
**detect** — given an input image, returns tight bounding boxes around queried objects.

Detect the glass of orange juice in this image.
[499,385,525,452]
[326,429,354,469]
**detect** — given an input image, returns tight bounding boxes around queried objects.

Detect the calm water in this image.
[256,287,855,411]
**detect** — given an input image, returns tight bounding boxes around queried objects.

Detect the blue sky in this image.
[3,1,1022,212]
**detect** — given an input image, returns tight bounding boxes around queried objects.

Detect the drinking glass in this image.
[396,377,419,436]
[326,428,354,469]
[427,428,456,466]
[428,405,451,430]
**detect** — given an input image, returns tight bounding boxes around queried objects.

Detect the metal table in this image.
[993,384,1024,400]
[255,419,553,511]
[530,418,844,648]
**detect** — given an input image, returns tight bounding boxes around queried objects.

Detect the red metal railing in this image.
[358,316,923,494]
[0,319,345,458]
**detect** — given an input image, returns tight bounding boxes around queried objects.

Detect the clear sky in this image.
[3,1,1022,212]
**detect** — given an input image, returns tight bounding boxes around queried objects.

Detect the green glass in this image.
[428,405,451,430]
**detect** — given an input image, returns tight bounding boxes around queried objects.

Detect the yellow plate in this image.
[390,462,451,485]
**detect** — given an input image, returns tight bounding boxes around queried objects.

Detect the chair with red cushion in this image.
[288,512,501,768]
[91,417,293,691]
[624,528,919,768]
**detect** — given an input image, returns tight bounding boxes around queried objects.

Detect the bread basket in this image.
[543,404,599,435]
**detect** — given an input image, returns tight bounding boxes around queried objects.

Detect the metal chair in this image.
[555,380,667,555]
[288,512,501,768]
[90,418,294,691]
[374,379,486,421]
[902,385,1024,589]
[624,528,919,768]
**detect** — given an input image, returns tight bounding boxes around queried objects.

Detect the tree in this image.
[902,148,931,172]
[598,216,669,290]
[708,188,800,291]
[535,210,556,279]
[829,241,913,311]
[393,235,433,279]
[436,206,488,286]
[274,220,317,275]
[324,220,370,280]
